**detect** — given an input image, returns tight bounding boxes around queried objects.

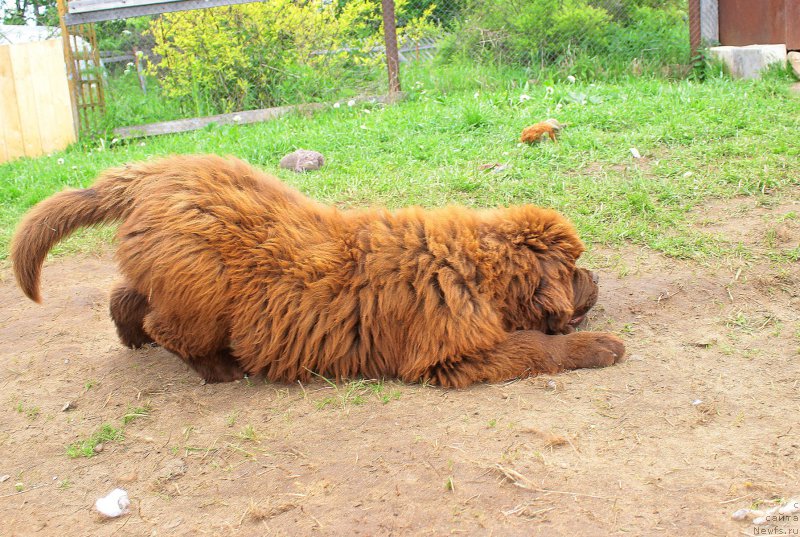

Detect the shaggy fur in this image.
[11,155,625,387]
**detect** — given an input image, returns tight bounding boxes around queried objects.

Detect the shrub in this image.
[441,0,689,78]
[147,0,440,114]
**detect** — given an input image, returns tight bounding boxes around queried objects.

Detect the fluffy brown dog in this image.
[11,155,624,387]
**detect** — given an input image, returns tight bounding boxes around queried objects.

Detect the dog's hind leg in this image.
[417,331,626,388]
[109,283,154,348]
[143,310,245,383]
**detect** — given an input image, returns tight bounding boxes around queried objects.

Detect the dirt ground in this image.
[1,193,798,537]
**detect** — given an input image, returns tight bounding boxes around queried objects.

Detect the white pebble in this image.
[692,399,703,406]
[779,499,800,515]
[347,99,356,107]
[567,75,576,83]
[519,94,531,102]
[731,508,749,521]
[630,147,641,159]
[95,488,130,518]
[333,102,341,108]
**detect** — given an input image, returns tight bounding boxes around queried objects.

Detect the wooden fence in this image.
[0,38,76,164]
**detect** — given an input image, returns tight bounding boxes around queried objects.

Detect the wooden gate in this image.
[718,0,800,49]
[57,0,107,135]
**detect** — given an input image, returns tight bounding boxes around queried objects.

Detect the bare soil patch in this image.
[1,196,798,536]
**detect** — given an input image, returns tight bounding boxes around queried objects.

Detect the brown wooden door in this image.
[719,0,800,49]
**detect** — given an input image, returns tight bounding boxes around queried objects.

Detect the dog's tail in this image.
[11,165,143,303]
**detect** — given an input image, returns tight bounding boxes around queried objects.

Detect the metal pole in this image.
[381,0,401,98]
[689,0,701,57]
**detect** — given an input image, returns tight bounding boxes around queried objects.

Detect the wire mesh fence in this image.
[432,0,690,77]
[50,0,693,132]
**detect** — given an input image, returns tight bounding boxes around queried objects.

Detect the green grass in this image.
[121,404,151,425]
[66,423,124,458]
[314,378,401,409]
[65,403,152,458]
[237,424,258,442]
[1,62,798,260]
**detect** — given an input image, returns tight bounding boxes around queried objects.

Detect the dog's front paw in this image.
[561,332,625,369]
[191,351,246,383]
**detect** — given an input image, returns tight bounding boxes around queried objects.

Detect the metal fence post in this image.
[689,0,701,57]
[381,0,401,98]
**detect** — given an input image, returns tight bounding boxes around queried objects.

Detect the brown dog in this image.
[11,155,624,387]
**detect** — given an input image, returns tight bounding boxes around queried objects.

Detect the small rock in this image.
[94,443,104,453]
[731,508,749,521]
[788,51,800,78]
[62,401,75,412]
[630,147,641,159]
[118,472,138,484]
[0,475,9,483]
[279,149,325,173]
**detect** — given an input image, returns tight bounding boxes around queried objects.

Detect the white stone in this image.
[788,51,800,78]
[709,44,787,80]
[95,488,130,517]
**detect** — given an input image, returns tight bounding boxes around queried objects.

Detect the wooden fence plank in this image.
[33,40,76,153]
[8,44,44,158]
[0,39,77,164]
[30,41,59,154]
[0,45,25,163]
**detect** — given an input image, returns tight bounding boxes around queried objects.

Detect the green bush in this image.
[147,0,440,114]
[606,5,688,64]
[441,0,689,78]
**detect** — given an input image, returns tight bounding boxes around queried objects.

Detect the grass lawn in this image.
[1,63,798,260]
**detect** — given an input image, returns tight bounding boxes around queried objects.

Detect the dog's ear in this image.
[533,259,576,335]
[571,268,599,317]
